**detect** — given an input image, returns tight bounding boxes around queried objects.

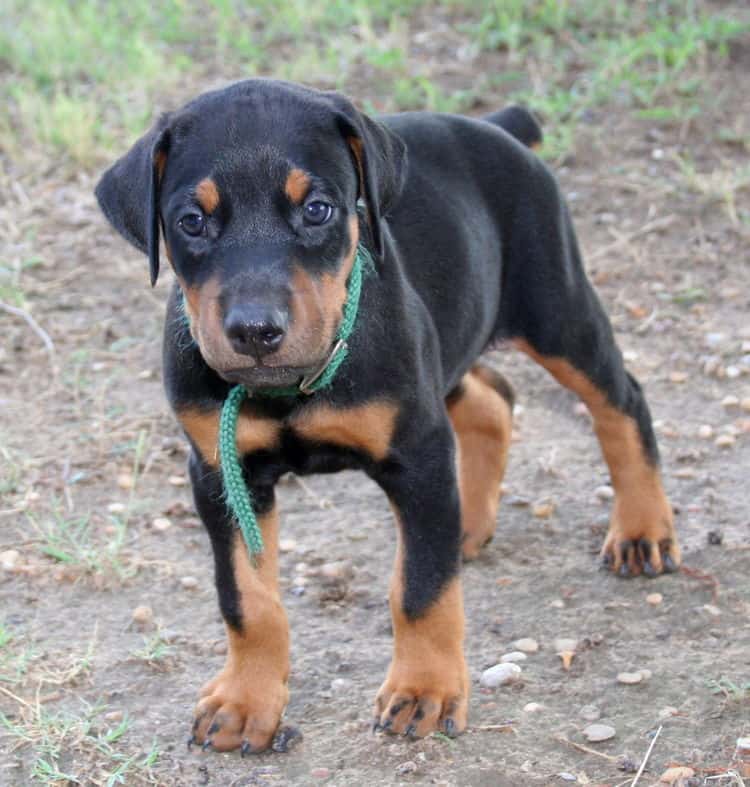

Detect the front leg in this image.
[188,452,289,753]
[373,420,469,738]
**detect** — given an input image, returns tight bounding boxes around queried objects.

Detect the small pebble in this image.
[579,704,600,722]
[479,663,522,688]
[330,678,353,692]
[512,638,539,653]
[558,773,577,782]
[168,475,188,486]
[107,502,126,514]
[554,638,578,653]
[646,593,663,606]
[319,561,352,581]
[583,723,616,742]
[396,761,418,775]
[532,502,555,519]
[594,485,614,501]
[131,605,153,625]
[104,710,124,723]
[715,434,735,448]
[500,651,527,664]
[703,604,721,616]
[279,538,297,553]
[741,398,750,413]
[617,671,643,685]
[668,371,687,383]
[152,517,172,532]
[212,640,228,655]
[180,576,198,589]
[0,549,20,572]
[311,768,330,779]
[523,702,543,713]
[707,529,723,546]
[116,473,134,490]
[726,366,741,379]
[640,669,652,681]
[658,706,678,720]
[550,599,565,609]
[722,395,740,409]
[704,332,726,347]
[697,424,714,439]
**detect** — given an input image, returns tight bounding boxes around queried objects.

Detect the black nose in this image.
[224,305,287,358]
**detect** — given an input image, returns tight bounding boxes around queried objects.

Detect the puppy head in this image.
[96,79,406,388]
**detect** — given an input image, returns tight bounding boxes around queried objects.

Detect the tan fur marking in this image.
[292,399,397,462]
[177,407,280,468]
[193,509,290,752]
[154,149,167,181]
[196,178,220,214]
[514,339,678,573]
[447,367,513,560]
[346,136,366,199]
[374,522,469,736]
[286,216,359,362]
[284,168,311,205]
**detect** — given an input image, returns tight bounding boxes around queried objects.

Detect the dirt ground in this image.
[2,18,750,787]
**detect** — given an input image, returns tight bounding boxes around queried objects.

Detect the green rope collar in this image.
[197,243,372,558]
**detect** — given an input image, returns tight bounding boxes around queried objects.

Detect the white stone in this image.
[500,651,527,664]
[512,638,539,653]
[583,723,616,742]
[554,638,578,653]
[523,702,543,713]
[0,550,20,571]
[479,663,522,688]
[617,671,643,685]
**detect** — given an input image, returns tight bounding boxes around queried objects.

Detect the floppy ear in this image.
[95,116,171,286]
[328,95,407,259]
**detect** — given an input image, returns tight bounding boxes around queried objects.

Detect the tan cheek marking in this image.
[196,178,220,214]
[292,400,398,462]
[177,407,280,468]
[286,216,359,353]
[284,168,311,205]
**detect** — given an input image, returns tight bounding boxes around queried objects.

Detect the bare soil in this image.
[1,26,749,787]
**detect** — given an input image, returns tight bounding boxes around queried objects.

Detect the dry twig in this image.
[630,724,662,785]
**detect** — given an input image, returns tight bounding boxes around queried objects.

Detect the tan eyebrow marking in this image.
[284,168,311,205]
[196,178,220,214]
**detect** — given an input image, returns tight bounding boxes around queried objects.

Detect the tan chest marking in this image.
[291,400,398,462]
[177,406,280,468]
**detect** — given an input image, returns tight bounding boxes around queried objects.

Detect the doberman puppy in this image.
[96,79,680,753]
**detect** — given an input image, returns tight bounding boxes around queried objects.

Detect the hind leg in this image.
[447,364,514,560]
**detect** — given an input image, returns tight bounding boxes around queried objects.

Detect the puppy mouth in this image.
[218,363,317,389]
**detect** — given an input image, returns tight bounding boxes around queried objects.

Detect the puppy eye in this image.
[303,201,333,226]
[178,212,206,237]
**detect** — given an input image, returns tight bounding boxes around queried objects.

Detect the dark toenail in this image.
[643,560,658,578]
[272,725,303,753]
[207,721,220,735]
[663,554,677,573]
[404,724,417,739]
[619,562,631,578]
[241,740,252,758]
[187,735,196,750]
[444,718,456,737]
[202,739,213,751]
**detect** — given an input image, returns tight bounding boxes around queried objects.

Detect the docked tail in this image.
[483,106,542,150]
